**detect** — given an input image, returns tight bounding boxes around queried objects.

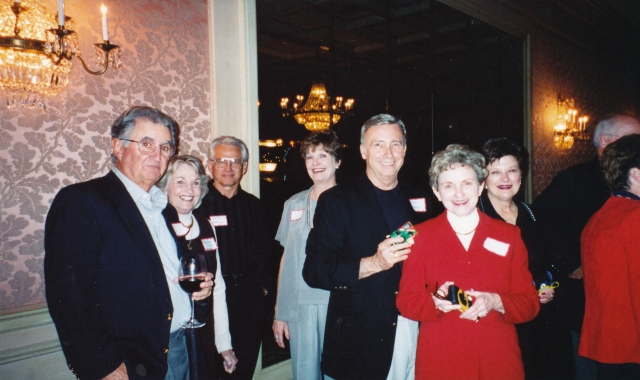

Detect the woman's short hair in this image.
[481,137,529,177]
[300,130,342,162]
[600,134,640,192]
[157,155,210,209]
[429,144,487,188]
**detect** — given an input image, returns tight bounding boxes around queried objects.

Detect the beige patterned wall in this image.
[530,26,639,198]
[0,0,211,312]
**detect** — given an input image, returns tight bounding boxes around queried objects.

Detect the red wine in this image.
[179,274,205,294]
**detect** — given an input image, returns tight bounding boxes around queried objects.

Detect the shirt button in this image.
[164,347,169,354]
[395,291,399,295]
[167,314,172,320]
[392,323,397,326]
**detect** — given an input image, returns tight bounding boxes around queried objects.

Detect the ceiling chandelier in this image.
[280,82,354,131]
[0,0,122,111]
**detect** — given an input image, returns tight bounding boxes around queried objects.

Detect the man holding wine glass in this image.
[45,106,214,380]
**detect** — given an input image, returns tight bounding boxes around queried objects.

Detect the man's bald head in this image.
[593,114,640,156]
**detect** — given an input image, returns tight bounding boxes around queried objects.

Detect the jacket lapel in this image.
[104,172,170,291]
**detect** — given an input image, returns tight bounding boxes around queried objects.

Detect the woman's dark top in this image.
[478,191,547,280]
[162,204,217,379]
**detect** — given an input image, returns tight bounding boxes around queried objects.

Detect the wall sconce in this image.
[554,97,589,150]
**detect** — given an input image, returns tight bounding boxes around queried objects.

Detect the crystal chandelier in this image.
[280,82,354,131]
[0,0,122,111]
[553,97,589,150]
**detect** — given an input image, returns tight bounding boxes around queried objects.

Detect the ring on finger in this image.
[275,335,279,340]
[393,251,397,258]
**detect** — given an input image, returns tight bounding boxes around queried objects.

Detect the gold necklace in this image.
[453,226,477,235]
[180,216,195,250]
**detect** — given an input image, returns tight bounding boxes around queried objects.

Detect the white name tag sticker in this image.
[290,209,304,221]
[171,222,189,237]
[201,237,218,251]
[483,237,510,257]
[209,215,228,226]
[409,198,427,212]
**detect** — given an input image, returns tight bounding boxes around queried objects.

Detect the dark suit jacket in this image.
[303,173,432,380]
[44,171,173,380]
[532,156,610,332]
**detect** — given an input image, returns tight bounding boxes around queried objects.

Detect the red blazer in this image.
[579,196,640,364]
[397,212,539,380]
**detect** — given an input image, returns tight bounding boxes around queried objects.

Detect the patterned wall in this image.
[530,26,639,197]
[0,0,211,312]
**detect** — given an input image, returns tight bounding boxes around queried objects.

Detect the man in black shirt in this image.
[201,136,270,379]
[303,115,433,379]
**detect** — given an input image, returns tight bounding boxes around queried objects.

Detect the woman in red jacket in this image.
[397,144,539,380]
[580,134,640,379]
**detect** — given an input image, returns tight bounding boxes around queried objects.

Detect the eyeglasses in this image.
[210,158,245,169]
[120,138,176,158]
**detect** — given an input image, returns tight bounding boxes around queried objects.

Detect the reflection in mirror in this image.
[257,0,524,370]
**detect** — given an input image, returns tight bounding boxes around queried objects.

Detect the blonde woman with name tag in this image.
[272,131,341,380]
[397,144,539,380]
[158,155,238,377]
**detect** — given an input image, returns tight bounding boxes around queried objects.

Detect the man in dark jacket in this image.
[303,114,433,380]
[45,106,214,380]
[533,114,640,379]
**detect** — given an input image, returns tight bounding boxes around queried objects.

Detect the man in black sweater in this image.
[202,136,270,379]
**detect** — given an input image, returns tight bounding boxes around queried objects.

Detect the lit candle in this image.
[101,4,109,41]
[16,0,20,4]
[58,0,64,27]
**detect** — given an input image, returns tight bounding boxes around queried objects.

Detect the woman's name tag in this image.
[290,209,304,221]
[483,237,509,256]
[409,198,427,212]
[201,237,218,251]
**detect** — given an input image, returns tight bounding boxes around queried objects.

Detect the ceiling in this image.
[254,0,640,187]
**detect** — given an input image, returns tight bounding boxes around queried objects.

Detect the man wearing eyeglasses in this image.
[45,106,214,380]
[533,114,640,379]
[201,136,270,379]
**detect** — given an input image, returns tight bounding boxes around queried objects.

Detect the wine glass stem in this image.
[190,296,195,323]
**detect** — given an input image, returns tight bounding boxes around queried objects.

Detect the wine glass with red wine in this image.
[179,254,207,329]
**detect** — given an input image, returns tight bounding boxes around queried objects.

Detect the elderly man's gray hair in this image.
[592,114,639,148]
[360,114,407,146]
[109,106,180,163]
[208,136,249,162]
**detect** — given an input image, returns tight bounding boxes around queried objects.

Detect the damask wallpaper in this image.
[0,0,211,312]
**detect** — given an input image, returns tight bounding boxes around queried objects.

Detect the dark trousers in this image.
[517,303,575,380]
[217,276,265,379]
[595,362,640,380]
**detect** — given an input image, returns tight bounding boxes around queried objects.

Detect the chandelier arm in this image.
[74,43,119,75]
[75,54,108,75]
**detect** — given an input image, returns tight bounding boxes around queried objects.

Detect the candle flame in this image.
[101,4,107,16]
